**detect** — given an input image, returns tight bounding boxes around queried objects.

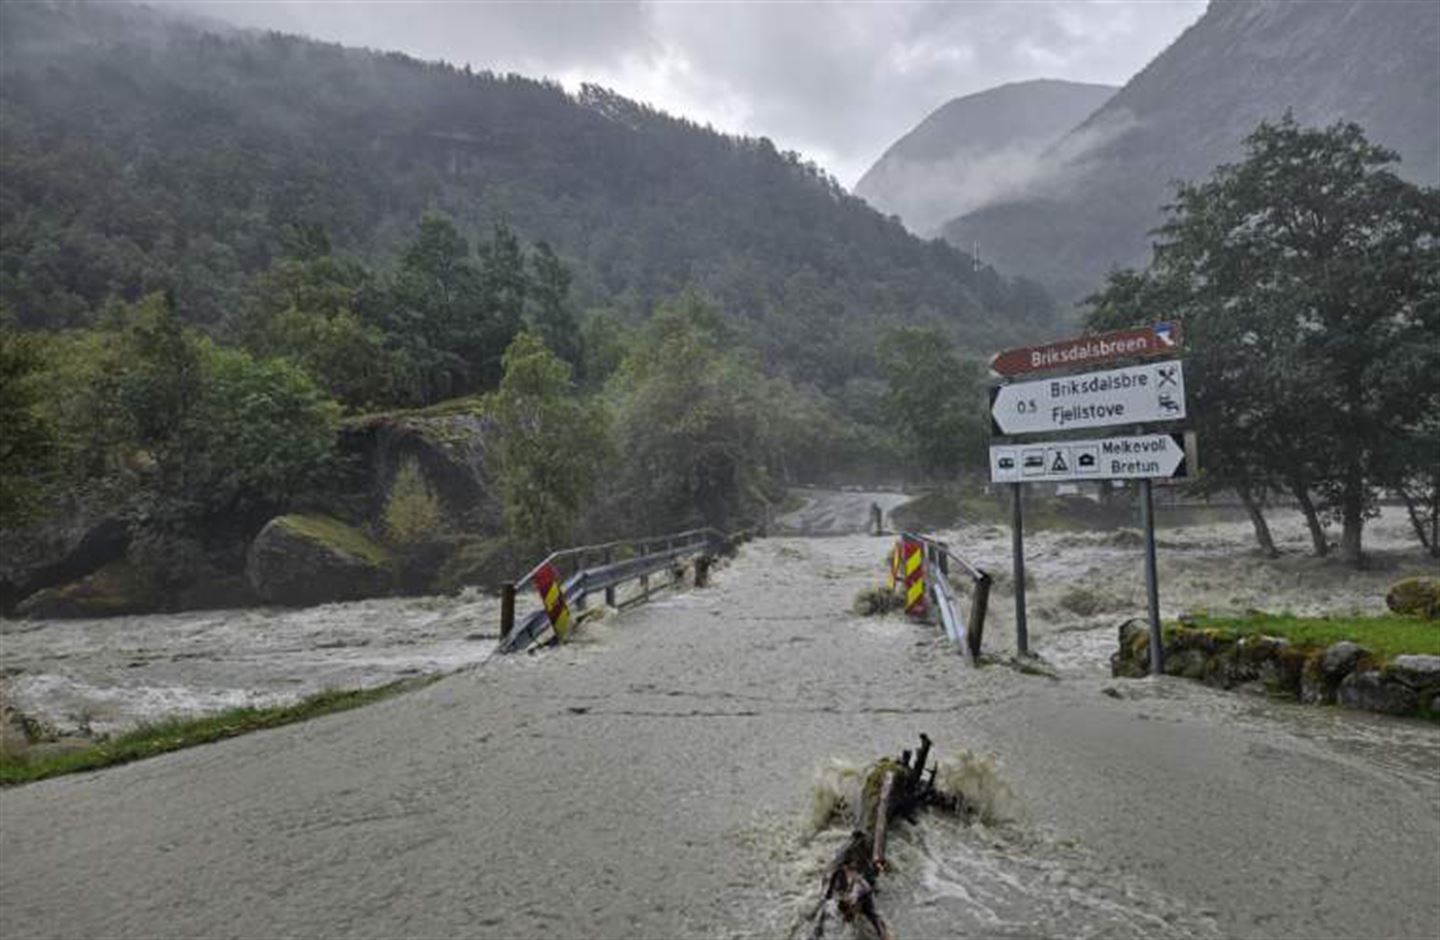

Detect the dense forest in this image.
[0,1,1055,390]
[2,1,1031,614]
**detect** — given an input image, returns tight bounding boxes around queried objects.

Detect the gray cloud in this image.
[168,0,1206,185]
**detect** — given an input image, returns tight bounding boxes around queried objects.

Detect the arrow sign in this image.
[990,321,1183,377]
[990,359,1185,436]
[990,433,1191,483]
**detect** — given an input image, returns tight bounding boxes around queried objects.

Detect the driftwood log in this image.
[806,734,972,940]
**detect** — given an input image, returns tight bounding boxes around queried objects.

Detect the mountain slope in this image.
[0,2,1057,389]
[854,79,1116,235]
[942,0,1440,307]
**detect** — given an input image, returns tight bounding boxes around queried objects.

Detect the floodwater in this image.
[1,492,1436,939]
[1,591,501,736]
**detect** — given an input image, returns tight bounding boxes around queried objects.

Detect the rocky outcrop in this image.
[0,514,129,615]
[338,401,501,534]
[1112,623,1431,719]
[14,560,158,619]
[1385,577,1440,619]
[246,515,396,607]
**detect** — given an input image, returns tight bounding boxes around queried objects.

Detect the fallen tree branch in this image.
[806,733,971,940]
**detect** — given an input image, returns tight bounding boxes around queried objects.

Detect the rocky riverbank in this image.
[1,399,512,619]
[1112,618,1440,719]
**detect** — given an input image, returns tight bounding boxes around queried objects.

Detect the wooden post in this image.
[695,555,711,588]
[872,770,896,871]
[500,582,516,640]
[604,547,617,607]
[968,572,991,663]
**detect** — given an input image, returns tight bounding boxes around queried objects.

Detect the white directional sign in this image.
[990,360,1185,436]
[989,433,1190,483]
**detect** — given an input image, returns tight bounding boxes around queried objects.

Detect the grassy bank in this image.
[0,678,434,786]
[1181,613,1440,660]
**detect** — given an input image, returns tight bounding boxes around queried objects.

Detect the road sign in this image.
[990,322,1183,377]
[989,432,1191,483]
[990,359,1185,436]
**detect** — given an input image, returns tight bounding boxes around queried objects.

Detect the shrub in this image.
[383,457,443,546]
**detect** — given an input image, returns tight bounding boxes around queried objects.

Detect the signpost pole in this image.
[1139,478,1163,674]
[1011,482,1028,656]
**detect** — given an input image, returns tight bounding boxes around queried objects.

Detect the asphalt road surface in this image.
[2,532,1437,939]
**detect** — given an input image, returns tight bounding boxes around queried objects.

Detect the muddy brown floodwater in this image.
[1,493,1436,939]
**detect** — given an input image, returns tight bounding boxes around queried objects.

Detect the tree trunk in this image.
[1399,486,1437,556]
[1291,482,1328,557]
[1339,467,1365,566]
[1237,484,1279,558]
[1432,476,1439,559]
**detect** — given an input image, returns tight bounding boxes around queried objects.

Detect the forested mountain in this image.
[854,79,1115,236]
[0,1,1057,389]
[942,0,1440,307]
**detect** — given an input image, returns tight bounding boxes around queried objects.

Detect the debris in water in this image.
[852,585,904,617]
[801,734,990,940]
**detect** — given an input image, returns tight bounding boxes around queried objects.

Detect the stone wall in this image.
[1112,621,1440,719]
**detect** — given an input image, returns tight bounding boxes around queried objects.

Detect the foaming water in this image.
[1,590,499,734]
[791,750,1217,940]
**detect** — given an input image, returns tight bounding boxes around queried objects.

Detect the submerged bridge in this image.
[2,491,1437,939]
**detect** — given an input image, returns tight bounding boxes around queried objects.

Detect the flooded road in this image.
[1,496,1437,939]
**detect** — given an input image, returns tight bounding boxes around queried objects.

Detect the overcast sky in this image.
[174,1,1208,186]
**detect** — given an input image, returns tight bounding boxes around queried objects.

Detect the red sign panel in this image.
[990,322,1182,377]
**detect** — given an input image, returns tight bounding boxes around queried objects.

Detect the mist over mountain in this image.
[854,79,1116,236]
[942,0,1440,308]
[0,1,1057,389]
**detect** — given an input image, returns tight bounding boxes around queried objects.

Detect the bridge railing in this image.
[498,526,755,653]
[899,531,991,663]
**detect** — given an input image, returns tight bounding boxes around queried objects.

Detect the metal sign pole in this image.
[1139,478,1163,674]
[1011,482,1028,656]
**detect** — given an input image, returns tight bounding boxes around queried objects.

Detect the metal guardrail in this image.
[497,527,754,654]
[900,531,991,663]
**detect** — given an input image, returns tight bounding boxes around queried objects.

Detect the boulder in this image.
[1,515,129,615]
[1336,670,1419,717]
[1385,577,1440,619]
[14,560,158,619]
[338,404,502,534]
[1321,641,1368,679]
[1111,618,1150,678]
[1384,655,1440,699]
[246,514,395,607]
[1233,635,1288,678]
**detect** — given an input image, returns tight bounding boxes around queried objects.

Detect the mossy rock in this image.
[1111,619,1151,677]
[14,560,158,619]
[1385,577,1440,619]
[246,514,395,607]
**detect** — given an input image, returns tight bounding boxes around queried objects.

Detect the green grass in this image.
[1183,613,1440,660]
[0,678,433,786]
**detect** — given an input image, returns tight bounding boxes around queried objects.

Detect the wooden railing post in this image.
[500,582,516,640]
[604,547,617,607]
